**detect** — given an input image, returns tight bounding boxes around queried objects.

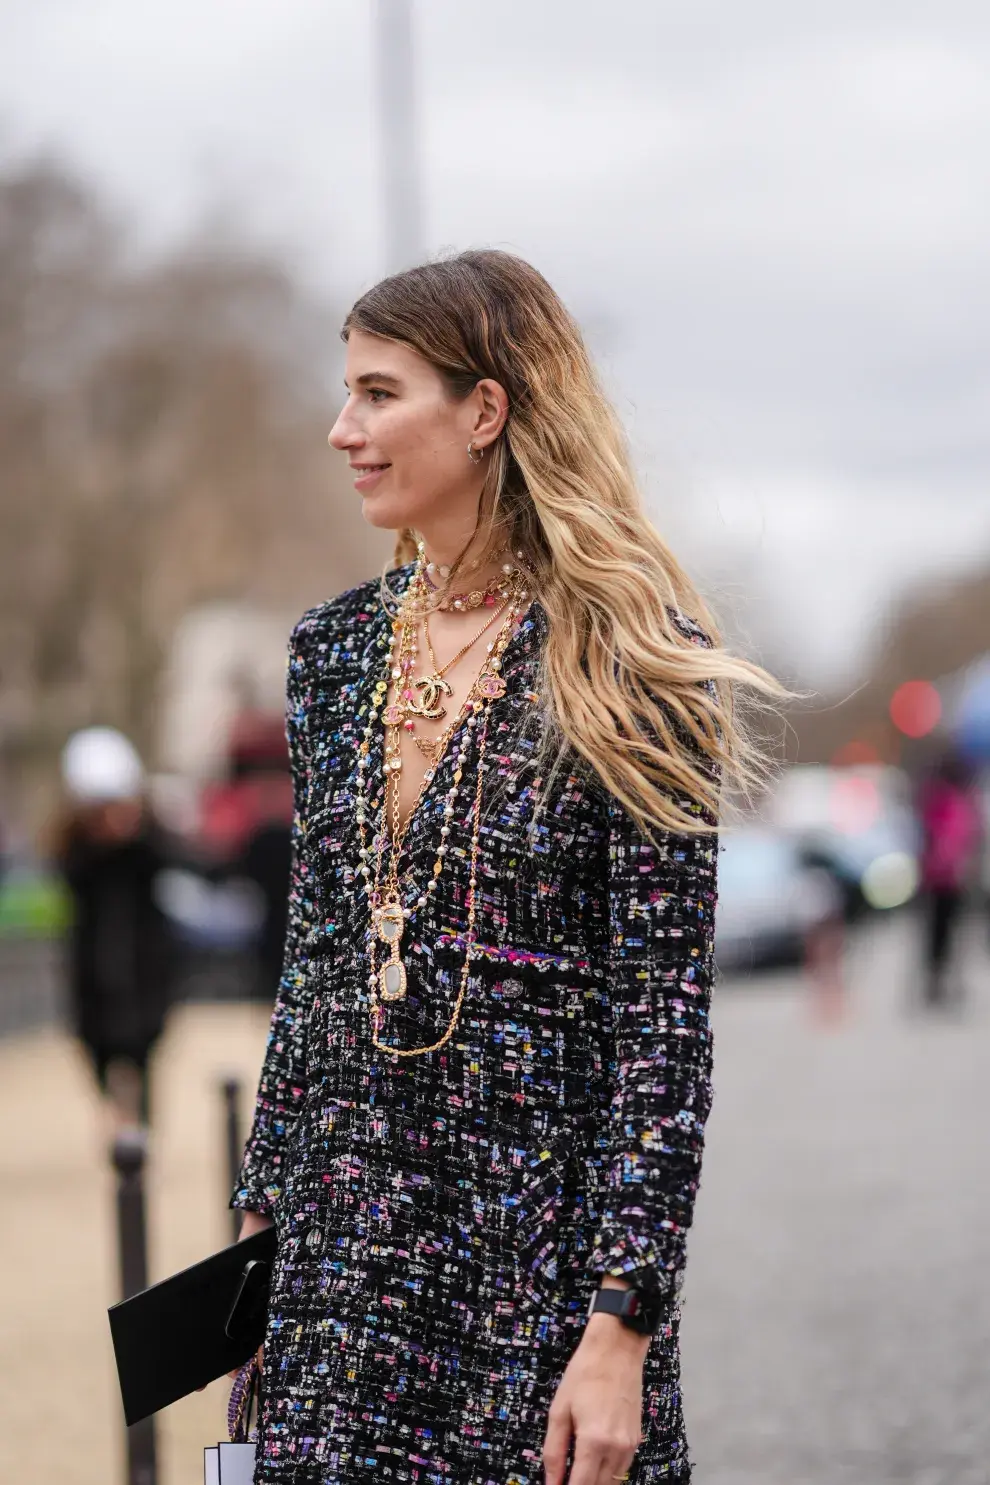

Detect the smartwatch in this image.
[586,1284,663,1336]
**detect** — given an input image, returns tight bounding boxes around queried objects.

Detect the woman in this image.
[233,251,781,1483]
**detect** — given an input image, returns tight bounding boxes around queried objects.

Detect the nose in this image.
[328,404,363,452]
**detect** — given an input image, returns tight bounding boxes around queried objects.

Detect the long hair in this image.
[343,249,789,836]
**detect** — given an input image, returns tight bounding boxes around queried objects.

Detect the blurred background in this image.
[1,3,988,1483]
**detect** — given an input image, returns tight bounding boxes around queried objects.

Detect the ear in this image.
[469,378,509,451]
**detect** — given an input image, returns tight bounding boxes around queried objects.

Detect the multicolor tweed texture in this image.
[233,565,719,1483]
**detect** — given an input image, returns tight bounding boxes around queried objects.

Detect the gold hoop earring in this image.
[467,442,485,465]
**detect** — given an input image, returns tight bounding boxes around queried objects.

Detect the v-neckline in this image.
[356,564,543,860]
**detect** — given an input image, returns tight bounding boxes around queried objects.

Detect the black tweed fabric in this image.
[233,565,719,1483]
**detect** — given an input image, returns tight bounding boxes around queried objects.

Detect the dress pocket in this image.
[508,1140,578,1310]
[438,935,602,1023]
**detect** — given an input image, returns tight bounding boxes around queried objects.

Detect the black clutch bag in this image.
[108,1225,277,1425]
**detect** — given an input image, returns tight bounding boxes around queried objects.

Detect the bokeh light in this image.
[861,852,920,910]
[831,739,882,768]
[889,680,942,738]
[828,772,881,835]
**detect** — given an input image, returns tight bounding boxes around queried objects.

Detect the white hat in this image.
[61,727,145,803]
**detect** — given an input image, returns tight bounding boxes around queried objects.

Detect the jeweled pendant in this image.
[383,703,405,725]
[379,959,407,1001]
[375,900,405,947]
[477,673,506,699]
[408,673,453,719]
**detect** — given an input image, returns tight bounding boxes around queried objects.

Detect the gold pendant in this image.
[477,673,506,700]
[375,899,405,950]
[375,899,407,1002]
[408,673,453,719]
[413,734,443,762]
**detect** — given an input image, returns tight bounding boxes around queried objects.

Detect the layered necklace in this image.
[423,560,526,613]
[353,546,531,1058]
[397,598,510,758]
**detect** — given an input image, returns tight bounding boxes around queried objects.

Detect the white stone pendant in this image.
[379,959,407,1002]
[376,901,405,948]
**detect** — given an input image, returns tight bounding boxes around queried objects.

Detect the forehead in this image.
[344,329,440,386]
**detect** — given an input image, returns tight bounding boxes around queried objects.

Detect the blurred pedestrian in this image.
[916,750,982,1008]
[235,772,293,1003]
[54,728,177,1126]
[803,873,847,1026]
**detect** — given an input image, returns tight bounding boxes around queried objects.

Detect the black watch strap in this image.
[586,1285,661,1335]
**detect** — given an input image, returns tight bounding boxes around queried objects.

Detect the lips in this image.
[350,463,390,492]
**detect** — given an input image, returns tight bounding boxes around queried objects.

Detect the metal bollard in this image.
[112,1128,158,1485]
[221,1077,242,1242]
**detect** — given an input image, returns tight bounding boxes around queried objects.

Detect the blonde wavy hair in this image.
[344,250,788,837]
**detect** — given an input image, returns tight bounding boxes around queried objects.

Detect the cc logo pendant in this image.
[407,673,453,719]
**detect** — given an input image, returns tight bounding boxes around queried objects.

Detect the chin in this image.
[360,491,423,532]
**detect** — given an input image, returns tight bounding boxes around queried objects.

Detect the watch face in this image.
[622,1289,661,1334]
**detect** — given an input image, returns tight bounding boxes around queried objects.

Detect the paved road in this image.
[0,909,986,1484]
[683,909,990,1485]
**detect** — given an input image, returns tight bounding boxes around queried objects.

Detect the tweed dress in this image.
[232,566,719,1484]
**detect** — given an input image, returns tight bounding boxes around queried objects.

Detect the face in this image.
[91,799,143,842]
[328,330,500,543]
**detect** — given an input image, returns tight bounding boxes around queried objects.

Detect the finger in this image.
[542,1400,572,1485]
[567,1430,610,1485]
[593,1442,638,1485]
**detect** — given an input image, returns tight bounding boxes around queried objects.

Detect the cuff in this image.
[229,1182,280,1217]
[589,1229,685,1305]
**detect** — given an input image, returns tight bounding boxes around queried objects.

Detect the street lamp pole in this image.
[373,0,422,272]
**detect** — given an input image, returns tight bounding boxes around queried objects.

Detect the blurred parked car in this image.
[715,827,841,974]
[768,764,921,922]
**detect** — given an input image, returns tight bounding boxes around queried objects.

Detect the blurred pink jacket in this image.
[919,778,982,891]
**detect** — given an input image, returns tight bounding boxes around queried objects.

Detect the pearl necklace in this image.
[423,561,528,613]
[353,552,528,1056]
[408,548,534,615]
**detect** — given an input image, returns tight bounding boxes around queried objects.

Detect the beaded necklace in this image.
[353,550,528,1057]
[423,565,521,613]
[412,549,534,614]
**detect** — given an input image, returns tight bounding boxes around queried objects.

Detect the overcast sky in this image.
[4,0,989,684]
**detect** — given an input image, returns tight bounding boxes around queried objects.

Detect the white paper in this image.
[204,1446,220,1485]
[218,1441,257,1484]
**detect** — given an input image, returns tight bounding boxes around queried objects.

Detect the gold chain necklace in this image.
[406,599,510,721]
[404,551,534,618]
[353,551,527,1057]
[424,561,522,612]
[374,572,517,989]
[368,712,490,1058]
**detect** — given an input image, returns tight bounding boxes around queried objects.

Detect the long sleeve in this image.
[589,776,719,1303]
[231,623,319,1217]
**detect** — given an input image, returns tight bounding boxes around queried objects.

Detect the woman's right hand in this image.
[227,1210,274,1379]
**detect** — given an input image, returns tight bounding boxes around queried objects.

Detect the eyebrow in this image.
[345,371,402,390]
